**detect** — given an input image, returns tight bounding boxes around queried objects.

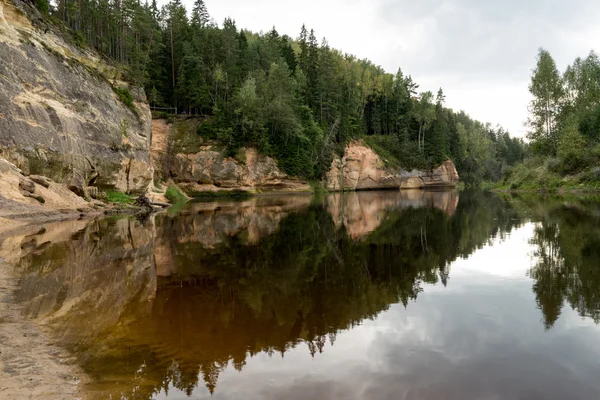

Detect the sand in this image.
[0,258,83,399]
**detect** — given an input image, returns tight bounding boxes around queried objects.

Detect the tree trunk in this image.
[170,20,175,102]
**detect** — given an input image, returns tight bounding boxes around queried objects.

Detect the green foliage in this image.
[165,185,187,204]
[509,48,600,189]
[106,190,134,204]
[113,87,136,114]
[73,31,86,48]
[499,158,563,191]
[363,135,425,170]
[527,48,563,155]
[50,0,525,185]
[557,123,586,174]
[35,0,49,14]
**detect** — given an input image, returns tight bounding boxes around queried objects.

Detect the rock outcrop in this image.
[152,119,310,194]
[170,148,310,193]
[324,141,459,191]
[0,157,89,223]
[325,142,404,191]
[400,159,460,189]
[0,0,153,194]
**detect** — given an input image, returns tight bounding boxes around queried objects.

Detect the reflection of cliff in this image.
[9,191,525,399]
[11,217,157,338]
[327,190,459,239]
[154,196,312,277]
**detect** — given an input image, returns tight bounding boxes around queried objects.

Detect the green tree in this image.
[191,0,210,27]
[527,48,564,154]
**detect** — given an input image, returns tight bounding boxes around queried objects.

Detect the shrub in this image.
[363,135,427,170]
[579,167,600,184]
[165,185,187,204]
[106,190,133,204]
[557,126,587,174]
[73,31,86,48]
[113,87,136,114]
[35,0,49,14]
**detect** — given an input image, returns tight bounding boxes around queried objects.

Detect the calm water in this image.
[7,190,600,399]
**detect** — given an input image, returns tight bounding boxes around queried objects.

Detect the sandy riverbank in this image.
[0,223,86,399]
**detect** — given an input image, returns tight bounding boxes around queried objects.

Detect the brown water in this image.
[5,190,600,399]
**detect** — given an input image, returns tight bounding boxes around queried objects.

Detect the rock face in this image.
[400,159,460,189]
[0,0,153,194]
[65,168,87,198]
[325,141,459,191]
[325,142,404,191]
[0,156,89,221]
[149,118,309,195]
[170,148,310,194]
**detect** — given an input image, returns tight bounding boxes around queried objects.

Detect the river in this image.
[2,190,600,399]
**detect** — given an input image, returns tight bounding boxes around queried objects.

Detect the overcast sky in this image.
[192,0,600,138]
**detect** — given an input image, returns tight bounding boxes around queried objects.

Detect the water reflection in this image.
[3,191,600,398]
[524,195,600,328]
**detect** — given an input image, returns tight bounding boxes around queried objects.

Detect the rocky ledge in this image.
[324,141,459,191]
[151,119,311,195]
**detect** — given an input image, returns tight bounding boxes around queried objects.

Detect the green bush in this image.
[557,127,587,174]
[579,167,600,184]
[106,190,134,204]
[35,0,49,14]
[113,87,136,114]
[165,185,187,204]
[73,31,86,48]
[363,135,428,170]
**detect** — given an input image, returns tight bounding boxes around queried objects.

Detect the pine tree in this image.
[191,0,210,27]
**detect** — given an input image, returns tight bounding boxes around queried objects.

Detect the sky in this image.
[182,0,600,138]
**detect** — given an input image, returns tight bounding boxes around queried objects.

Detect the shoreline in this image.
[0,244,86,400]
[490,187,600,195]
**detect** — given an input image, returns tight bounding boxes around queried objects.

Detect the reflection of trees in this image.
[121,190,522,397]
[14,191,524,399]
[528,203,600,329]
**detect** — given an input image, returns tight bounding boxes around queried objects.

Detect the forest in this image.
[39,0,525,184]
[501,48,600,189]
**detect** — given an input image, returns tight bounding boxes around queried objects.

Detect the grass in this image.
[309,181,328,194]
[105,190,134,204]
[165,185,188,204]
[492,156,600,192]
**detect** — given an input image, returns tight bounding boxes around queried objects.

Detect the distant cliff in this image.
[153,120,458,195]
[324,141,459,191]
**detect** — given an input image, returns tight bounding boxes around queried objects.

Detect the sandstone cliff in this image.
[0,0,153,194]
[324,141,459,191]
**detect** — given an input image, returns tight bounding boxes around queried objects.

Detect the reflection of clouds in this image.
[159,223,600,399]
[453,223,537,279]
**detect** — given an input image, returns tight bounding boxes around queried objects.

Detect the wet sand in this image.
[0,258,83,399]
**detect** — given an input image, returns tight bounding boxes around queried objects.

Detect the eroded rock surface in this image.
[0,157,89,222]
[325,141,459,191]
[0,0,153,194]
